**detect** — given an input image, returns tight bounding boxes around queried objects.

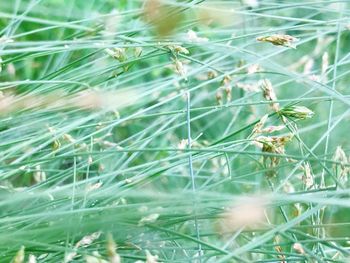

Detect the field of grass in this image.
[1,0,350,262]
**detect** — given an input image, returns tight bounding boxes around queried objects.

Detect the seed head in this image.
[145,250,159,263]
[252,114,269,135]
[257,34,299,48]
[261,125,285,133]
[260,79,280,111]
[134,47,143,57]
[12,246,25,263]
[280,105,314,120]
[247,63,261,74]
[28,254,37,263]
[186,29,208,43]
[168,45,189,55]
[333,146,349,183]
[105,47,127,62]
[302,162,314,189]
[216,89,223,105]
[173,59,187,80]
[293,243,305,254]
[255,134,293,177]
[138,213,160,226]
[107,234,121,263]
[207,70,218,79]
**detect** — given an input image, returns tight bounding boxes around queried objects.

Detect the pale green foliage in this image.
[0,0,350,262]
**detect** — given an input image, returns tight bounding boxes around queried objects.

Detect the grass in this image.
[0,0,350,262]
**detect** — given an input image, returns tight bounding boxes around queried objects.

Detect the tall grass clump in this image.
[1,0,350,262]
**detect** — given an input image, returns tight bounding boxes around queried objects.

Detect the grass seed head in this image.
[333,146,349,182]
[243,0,259,8]
[221,75,232,101]
[138,213,160,226]
[167,45,189,55]
[28,254,37,263]
[252,114,269,135]
[260,79,280,111]
[107,234,121,263]
[207,70,218,79]
[302,162,314,189]
[261,125,285,133]
[247,63,261,74]
[76,232,101,248]
[85,255,109,263]
[134,47,143,57]
[255,134,293,177]
[173,59,187,80]
[216,89,223,105]
[280,105,314,120]
[12,246,25,263]
[186,30,208,43]
[293,243,305,254]
[105,48,127,62]
[34,165,46,183]
[257,34,299,48]
[145,250,159,263]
